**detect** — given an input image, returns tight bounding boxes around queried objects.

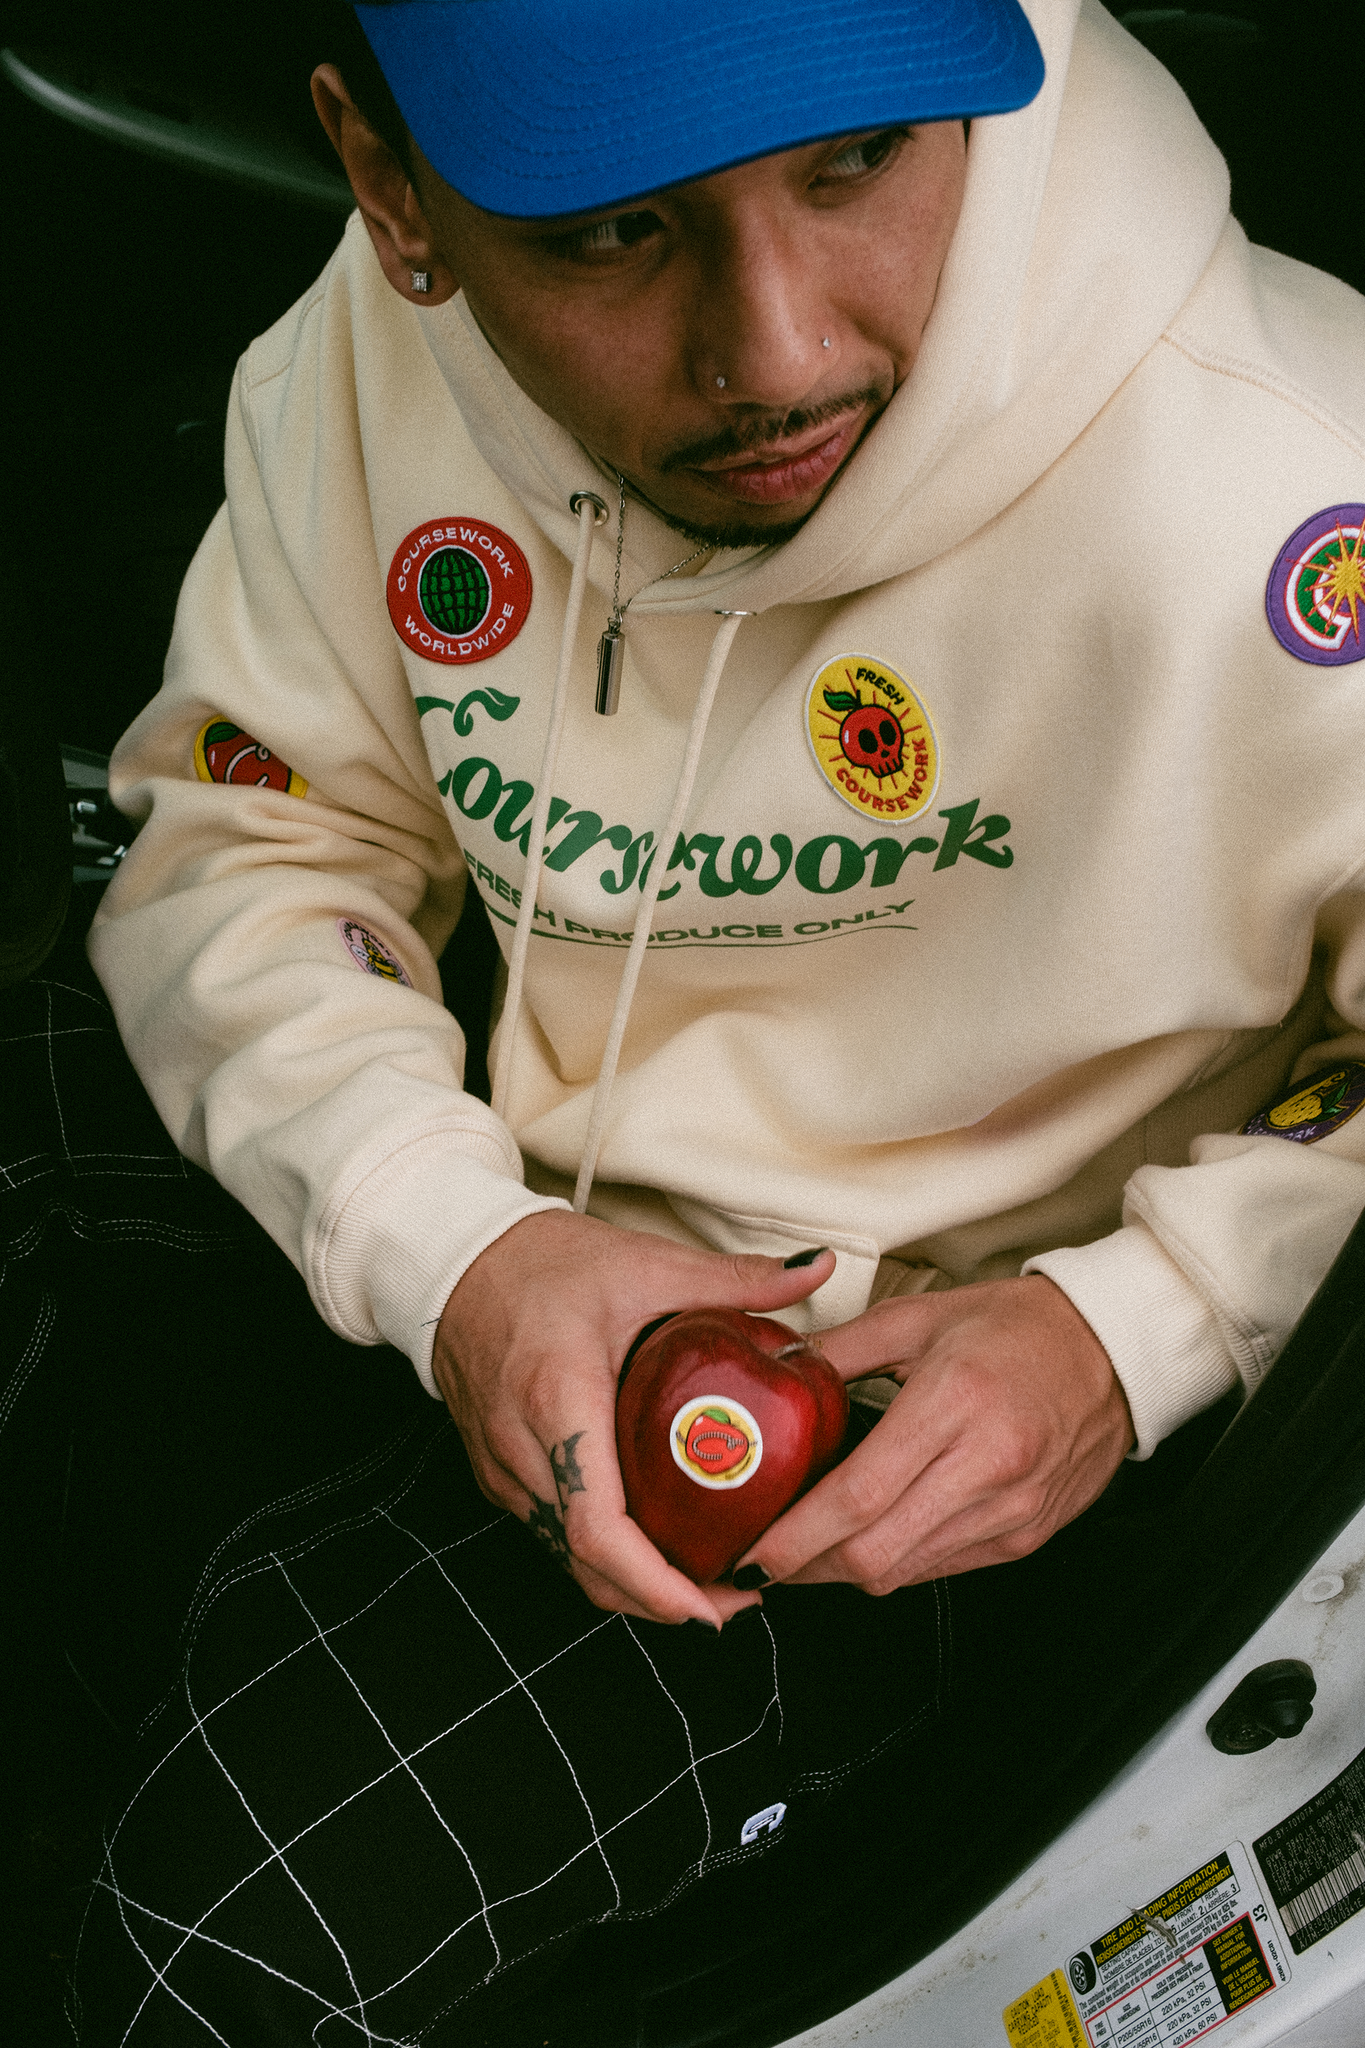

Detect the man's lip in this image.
[685,414,864,505]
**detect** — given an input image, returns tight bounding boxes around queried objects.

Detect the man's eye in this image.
[818,128,909,183]
[549,211,664,258]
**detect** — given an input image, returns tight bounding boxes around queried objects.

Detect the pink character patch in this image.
[338,919,411,986]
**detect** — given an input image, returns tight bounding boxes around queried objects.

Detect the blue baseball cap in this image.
[353,0,1045,218]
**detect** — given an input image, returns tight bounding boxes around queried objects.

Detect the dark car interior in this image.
[3,2,1363,2041]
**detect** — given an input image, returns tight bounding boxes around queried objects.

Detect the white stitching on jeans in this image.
[276,1555,503,1974]
[0,1291,55,1437]
[387,1510,623,1912]
[623,1619,718,1880]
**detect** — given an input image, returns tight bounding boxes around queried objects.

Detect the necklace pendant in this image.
[595,624,624,716]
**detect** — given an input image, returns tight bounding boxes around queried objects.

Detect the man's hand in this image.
[432,1213,836,1627]
[732,1276,1133,1593]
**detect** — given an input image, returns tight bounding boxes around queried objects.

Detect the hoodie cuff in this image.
[309,1128,570,1393]
[1024,1222,1240,1459]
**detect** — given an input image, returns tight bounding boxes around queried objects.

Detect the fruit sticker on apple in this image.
[672,1398,763,1487]
[616,1309,850,1585]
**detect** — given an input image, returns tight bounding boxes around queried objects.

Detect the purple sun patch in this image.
[1266,504,1365,666]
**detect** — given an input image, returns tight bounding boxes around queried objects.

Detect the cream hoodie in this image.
[91,0,1365,1454]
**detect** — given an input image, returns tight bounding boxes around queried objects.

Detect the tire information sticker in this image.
[1254,1738,1365,1953]
[1003,1845,1288,2047]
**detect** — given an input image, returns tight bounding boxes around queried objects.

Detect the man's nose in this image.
[691,216,832,409]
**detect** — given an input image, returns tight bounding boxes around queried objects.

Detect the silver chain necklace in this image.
[595,472,710,714]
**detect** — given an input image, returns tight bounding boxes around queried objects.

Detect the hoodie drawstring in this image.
[571,608,748,1212]
[491,492,603,1125]
[490,493,749,1214]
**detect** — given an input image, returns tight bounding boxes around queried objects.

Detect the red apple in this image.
[616,1309,850,1584]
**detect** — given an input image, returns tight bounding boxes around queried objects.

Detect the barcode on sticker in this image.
[1279,1846,1365,1940]
[1255,1741,1365,1954]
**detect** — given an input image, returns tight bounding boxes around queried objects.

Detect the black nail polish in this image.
[731,1563,771,1591]
[782,1246,828,1270]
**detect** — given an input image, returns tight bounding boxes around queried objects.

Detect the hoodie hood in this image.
[416,0,1229,616]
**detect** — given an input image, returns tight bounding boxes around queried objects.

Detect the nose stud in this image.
[822,336,831,348]
[716,375,726,388]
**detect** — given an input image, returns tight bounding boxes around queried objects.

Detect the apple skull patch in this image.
[805,654,939,822]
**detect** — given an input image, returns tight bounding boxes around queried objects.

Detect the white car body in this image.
[782,1505,1365,2048]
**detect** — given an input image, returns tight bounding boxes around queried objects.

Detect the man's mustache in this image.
[659,387,886,474]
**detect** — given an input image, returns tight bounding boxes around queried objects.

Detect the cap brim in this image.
[355,0,1045,218]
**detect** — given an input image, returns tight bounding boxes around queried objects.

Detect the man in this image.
[74,0,1365,2033]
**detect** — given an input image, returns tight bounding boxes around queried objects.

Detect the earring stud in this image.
[716,375,726,388]
[410,269,431,294]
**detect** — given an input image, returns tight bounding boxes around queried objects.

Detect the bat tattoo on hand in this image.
[550,1431,586,1505]
[527,1432,587,1571]
[527,1494,571,1567]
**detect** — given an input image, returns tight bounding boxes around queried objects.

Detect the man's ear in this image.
[311,64,460,305]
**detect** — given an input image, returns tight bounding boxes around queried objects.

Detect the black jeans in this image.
[4,958,958,2046]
